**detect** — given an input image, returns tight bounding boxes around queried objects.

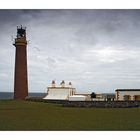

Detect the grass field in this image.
[0,100,140,130]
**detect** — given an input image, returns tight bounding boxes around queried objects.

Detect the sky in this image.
[1,9,140,93]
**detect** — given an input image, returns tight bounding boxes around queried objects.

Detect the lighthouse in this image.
[13,26,28,100]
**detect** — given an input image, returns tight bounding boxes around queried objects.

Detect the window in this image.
[134,95,140,101]
[123,95,131,101]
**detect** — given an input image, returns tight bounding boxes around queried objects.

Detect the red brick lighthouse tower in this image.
[13,26,28,100]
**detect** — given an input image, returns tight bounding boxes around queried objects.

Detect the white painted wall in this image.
[43,87,75,100]
[92,98,104,101]
[69,95,86,101]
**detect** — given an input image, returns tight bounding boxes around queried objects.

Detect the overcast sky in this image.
[1,9,140,93]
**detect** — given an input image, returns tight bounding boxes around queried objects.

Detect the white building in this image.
[69,95,87,101]
[116,89,140,101]
[92,93,105,101]
[43,80,76,100]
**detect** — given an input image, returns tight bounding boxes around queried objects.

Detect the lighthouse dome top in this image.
[17,25,26,38]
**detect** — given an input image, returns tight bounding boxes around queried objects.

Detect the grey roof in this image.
[116,89,140,91]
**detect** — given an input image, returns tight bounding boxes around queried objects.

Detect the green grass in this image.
[0,100,140,130]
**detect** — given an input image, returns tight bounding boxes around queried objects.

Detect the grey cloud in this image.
[1,10,140,92]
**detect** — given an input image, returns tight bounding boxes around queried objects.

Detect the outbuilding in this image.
[115,89,140,101]
[68,95,87,101]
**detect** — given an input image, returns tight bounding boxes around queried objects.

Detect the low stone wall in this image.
[63,101,140,108]
[26,97,140,108]
[26,97,67,104]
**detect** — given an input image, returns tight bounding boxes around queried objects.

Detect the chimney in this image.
[68,82,72,88]
[51,80,56,87]
[60,80,65,88]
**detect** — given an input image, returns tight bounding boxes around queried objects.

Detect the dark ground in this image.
[0,100,140,130]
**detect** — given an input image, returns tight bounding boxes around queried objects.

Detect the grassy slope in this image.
[0,100,140,130]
